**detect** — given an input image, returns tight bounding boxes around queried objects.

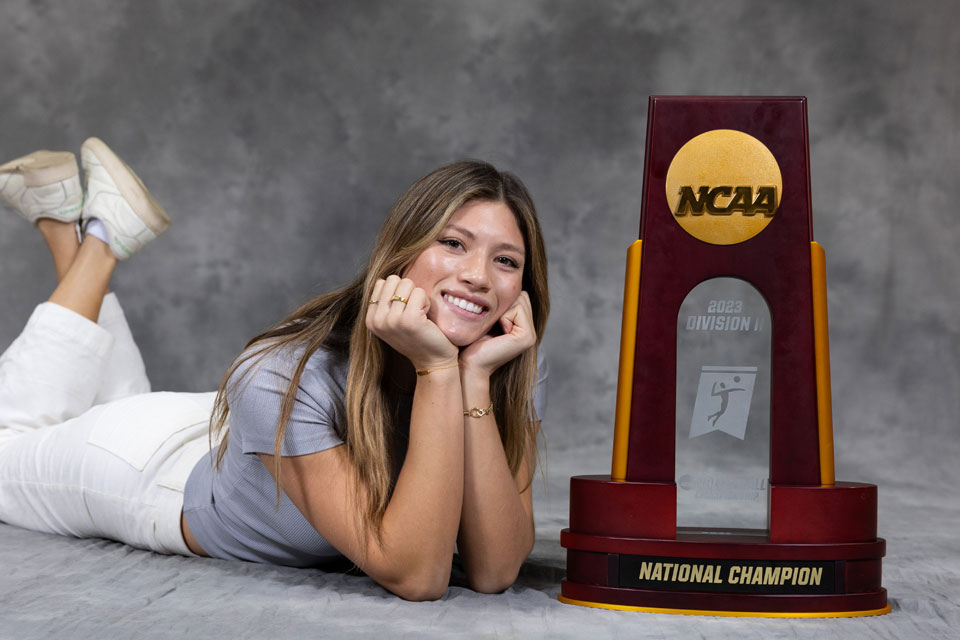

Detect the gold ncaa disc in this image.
[665,129,783,245]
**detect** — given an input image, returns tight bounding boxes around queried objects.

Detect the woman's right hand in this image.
[366,276,458,370]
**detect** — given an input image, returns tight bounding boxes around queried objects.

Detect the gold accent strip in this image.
[558,595,891,618]
[810,242,836,486]
[611,240,642,481]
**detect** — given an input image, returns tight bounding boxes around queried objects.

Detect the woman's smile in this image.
[441,292,489,318]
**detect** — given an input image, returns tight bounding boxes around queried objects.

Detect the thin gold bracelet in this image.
[464,403,494,418]
[415,362,460,376]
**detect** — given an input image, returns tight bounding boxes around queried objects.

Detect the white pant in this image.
[0,295,212,556]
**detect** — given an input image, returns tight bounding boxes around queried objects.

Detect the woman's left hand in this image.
[459,291,536,377]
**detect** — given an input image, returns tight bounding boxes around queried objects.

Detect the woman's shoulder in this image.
[227,337,350,452]
[231,336,349,395]
[227,335,350,418]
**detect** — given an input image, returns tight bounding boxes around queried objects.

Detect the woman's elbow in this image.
[392,581,448,602]
[467,538,532,593]
[386,567,451,602]
[467,562,523,594]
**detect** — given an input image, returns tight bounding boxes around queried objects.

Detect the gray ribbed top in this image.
[183,342,548,567]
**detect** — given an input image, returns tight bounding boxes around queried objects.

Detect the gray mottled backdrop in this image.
[1,0,958,489]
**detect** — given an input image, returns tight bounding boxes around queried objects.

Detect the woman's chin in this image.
[438,322,493,348]
[444,331,481,348]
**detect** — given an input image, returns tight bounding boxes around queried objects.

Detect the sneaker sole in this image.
[0,150,79,187]
[81,137,171,237]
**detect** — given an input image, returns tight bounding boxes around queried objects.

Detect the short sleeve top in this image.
[182,342,548,567]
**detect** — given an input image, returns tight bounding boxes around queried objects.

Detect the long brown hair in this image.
[210,160,549,546]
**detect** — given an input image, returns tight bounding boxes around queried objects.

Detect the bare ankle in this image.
[37,217,78,237]
[37,219,81,282]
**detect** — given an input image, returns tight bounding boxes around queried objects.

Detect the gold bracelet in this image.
[415,362,459,376]
[464,403,494,418]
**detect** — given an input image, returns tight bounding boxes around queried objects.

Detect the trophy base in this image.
[561,475,889,617]
[557,593,891,618]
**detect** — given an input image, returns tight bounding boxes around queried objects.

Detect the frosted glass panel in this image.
[676,278,771,531]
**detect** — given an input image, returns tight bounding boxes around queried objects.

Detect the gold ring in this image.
[369,299,378,304]
[390,295,409,304]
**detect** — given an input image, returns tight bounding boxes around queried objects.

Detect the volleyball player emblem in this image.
[689,366,758,440]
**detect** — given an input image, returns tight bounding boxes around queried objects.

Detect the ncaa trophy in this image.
[559,97,889,617]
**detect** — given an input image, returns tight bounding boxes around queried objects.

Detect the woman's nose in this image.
[458,253,490,288]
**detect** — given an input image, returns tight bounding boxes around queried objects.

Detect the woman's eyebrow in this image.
[447,224,524,255]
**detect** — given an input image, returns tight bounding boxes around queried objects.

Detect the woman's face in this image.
[403,200,526,347]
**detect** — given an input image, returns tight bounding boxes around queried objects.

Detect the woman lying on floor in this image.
[0,142,548,601]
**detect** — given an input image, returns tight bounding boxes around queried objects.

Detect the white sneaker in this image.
[0,150,83,224]
[81,137,171,260]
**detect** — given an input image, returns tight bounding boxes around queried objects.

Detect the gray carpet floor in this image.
[1,442,957,639]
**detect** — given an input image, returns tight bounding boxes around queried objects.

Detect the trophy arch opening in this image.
[675,276,772,534]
